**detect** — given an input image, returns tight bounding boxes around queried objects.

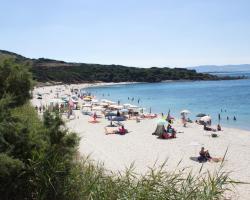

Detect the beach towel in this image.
[88,120,100,123]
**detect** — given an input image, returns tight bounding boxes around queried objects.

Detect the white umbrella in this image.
[200,115,211,122]
[109,105,123,109]
[180,110,191,114]
[123,103,132,107]
[101,99,109,102]
[104,100,115,105]
[91,99,99,103]
[92,106,104,111]
[129,105,138,109]
[100,102,109,106]
[82,104,92,107]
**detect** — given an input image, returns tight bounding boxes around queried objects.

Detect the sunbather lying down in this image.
[88,116,100,123]
[105,126,128,135]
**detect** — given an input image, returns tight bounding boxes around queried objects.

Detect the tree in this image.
[0,59,33,106]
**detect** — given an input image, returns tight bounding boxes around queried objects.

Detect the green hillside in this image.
[0,50,240,84]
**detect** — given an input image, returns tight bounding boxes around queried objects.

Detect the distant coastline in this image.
[0,49,243,85]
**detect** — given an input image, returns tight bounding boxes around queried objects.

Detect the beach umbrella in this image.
[111,116,126,121]
[120,108,128,113]
[167,115,175,120]
[101,99,109,102]
[108,101,116,105]
[109,104,122,109]
[83,97,91,101]
[92,106,104,111]
[196,113,206,117]
[123,103,131,107]
[157,118,167,125]
[82,104,92,107]
[200,115,211,122]
[105,112,117,117]
[91,99,99,103]
[82,110,92,115]
[100,102,109,106]
[129,105,138,108]
[108,116,125,126]
[180,110,191,114]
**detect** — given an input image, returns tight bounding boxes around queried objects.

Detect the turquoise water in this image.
[85,77,250,130]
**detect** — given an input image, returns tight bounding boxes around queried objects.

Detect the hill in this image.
[189,64,250,73]
[0,50,241,84]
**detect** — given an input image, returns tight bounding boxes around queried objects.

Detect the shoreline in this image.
[33,82,249,132]
[31,82,250,199]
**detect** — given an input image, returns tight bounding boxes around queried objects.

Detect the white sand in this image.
[32,83,250,200]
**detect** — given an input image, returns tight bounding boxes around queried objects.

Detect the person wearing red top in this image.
[118,126,126,135]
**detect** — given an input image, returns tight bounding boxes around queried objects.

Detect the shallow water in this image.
[85,76,250,130]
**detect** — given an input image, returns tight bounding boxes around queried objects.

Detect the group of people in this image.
[218,112,237,121]
[35,105,46,113]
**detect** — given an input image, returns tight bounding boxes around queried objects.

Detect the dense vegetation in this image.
[0,50,238,84]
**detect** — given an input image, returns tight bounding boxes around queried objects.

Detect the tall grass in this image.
[63,155,238,200]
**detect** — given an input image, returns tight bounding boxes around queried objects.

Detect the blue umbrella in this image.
[196,113,206,117]
[120,109,128,113]
[105,112,117,117]
[110,116,125,121]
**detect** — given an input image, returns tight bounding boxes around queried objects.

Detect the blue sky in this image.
[1,0,250,67]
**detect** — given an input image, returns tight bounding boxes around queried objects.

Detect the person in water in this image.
[233,116,236,121]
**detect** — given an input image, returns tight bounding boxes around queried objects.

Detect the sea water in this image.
[85,74,250,130]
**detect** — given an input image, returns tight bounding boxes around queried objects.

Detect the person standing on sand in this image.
[181,113,187,127]
[93,112,97,121]
[117,110,121,117]
[217,124,222,131]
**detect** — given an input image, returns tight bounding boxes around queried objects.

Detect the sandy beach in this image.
[31,83,250,200]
